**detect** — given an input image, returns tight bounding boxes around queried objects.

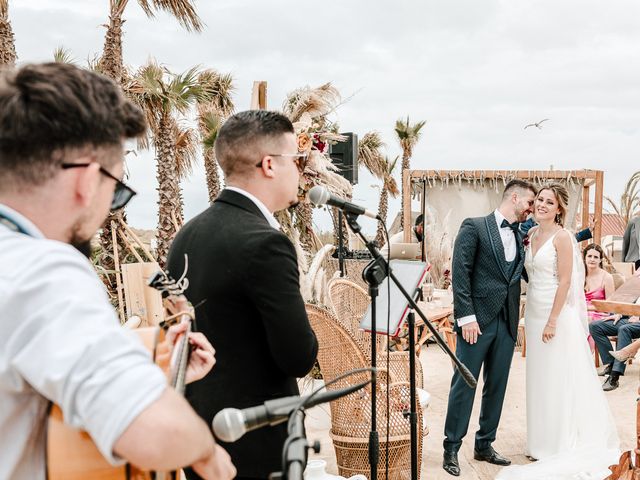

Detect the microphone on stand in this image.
[212,380,371,442]
[308,186,380,220]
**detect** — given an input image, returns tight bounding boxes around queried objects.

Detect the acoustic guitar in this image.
[46,270,194,480]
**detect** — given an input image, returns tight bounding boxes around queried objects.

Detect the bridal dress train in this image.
[497,230,619,480]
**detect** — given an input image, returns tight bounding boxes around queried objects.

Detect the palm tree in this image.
[395,116,426,229]
[357,131,387,245]
[605,170,640,230]
[375,156,400,246]
[96,0,201,276]
[358,131,386,179]
[128,61,210,266]
[197,70,234,202]
[0,0,16,66]
[98,0,202,85]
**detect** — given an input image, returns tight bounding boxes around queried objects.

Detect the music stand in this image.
[360,259,428,336]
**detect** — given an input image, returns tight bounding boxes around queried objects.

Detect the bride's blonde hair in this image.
[538,182,569,226]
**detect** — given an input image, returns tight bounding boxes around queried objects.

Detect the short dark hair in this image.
[215,110,294,179]
[0,62,145,189]
[502,179,537,199]
[415,214,424,227]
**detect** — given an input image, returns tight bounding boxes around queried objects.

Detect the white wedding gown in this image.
[497,230,619,480]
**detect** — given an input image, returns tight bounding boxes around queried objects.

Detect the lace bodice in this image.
[524,230,560,289]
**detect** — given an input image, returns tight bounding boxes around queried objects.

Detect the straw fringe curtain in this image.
[412,172,585,237]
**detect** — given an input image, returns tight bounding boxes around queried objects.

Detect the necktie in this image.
[501,219,519,233]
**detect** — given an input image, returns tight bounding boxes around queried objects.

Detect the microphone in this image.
[212,380,371,443]
[308,186,379,220]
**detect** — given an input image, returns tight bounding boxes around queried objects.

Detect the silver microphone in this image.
[308,186,379,220]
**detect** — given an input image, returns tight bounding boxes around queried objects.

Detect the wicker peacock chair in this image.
[306,304,425,480]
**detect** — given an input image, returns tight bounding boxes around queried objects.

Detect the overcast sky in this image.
[11,0,640,235]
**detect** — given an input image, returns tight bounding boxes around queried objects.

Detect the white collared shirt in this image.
[0,204,166,479]
[456,210,517,327]
[225,186,281,230]
[493,209,517,262]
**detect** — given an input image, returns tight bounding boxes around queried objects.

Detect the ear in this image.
[259,155,276,179]
[74,162,101,207]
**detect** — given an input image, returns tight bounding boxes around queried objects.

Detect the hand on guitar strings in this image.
[160,323,217,384]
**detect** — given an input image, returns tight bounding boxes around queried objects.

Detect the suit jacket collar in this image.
[485,213,514,282]
[215,189,273,227]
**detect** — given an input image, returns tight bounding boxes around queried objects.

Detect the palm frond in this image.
[125,61,165,134]
[395,116,427,140]
[166,65,209,114]
[137,0,203,31]
[605,170,640,223]
[53,46,76,65]
[357,131,386,179]
[384,155,400,197]
[198,70,235,117]
[173,121,199,180]
[199,108,223,151]
[86,53,103,72]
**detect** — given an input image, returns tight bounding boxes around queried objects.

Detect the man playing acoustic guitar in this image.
[0,62,236,480]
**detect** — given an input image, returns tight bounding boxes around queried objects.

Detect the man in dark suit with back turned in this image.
[168,110,319,480]
[442,180,536,476]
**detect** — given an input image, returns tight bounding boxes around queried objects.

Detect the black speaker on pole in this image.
[328,132,358,185]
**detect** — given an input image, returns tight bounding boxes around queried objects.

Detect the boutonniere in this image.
[523,235,530,248]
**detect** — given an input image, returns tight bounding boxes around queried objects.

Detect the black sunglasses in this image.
[61,163,137,211]
[255,153,309,173]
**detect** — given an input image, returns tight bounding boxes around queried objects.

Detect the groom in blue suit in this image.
[442,179,537,476]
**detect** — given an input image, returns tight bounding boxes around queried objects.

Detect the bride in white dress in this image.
[498,183,619,480]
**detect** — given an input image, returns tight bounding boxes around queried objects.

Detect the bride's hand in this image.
[542,322,556,343]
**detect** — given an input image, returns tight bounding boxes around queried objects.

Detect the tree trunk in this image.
[400,152,410,229]
[98,211,129,293]
[0,6,17,66]
[155,115,181,267]
[98,12,125,84]
[204,146,222,202]
[97,8,129,280]
[375,187,389,247]
[294,201,315,255]
[331,207,349,250]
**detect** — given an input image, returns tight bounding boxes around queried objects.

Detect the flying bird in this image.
[524,119,549,130]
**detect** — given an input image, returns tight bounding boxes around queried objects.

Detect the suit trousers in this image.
[443,309,515,453]
[590,318,640,375]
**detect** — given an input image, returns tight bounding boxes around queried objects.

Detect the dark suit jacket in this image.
[167,189,318,479]
[452,214,525,340]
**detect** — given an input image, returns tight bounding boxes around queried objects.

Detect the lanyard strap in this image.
[0,211,31,236]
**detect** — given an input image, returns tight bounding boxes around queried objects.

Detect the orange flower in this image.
[297,133,312,152]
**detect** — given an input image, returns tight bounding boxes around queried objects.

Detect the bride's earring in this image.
[555,214,561,224]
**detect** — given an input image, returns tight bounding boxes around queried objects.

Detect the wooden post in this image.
[250,81,267,110]
[110,221,126,324]
[581,184,590,242]
[118,217,155,262]
[420,179,427,261]
[594,170,604,245]
[403,169,412,242]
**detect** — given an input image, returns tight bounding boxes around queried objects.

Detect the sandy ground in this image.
[304,344,638,480]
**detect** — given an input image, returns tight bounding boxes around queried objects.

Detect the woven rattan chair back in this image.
[306,304,422,480]
[327,278,387,357]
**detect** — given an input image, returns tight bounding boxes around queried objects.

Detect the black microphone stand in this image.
[343,212,477,480]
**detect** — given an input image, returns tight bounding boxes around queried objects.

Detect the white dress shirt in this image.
[226,186,280,230]
[457,210,517,327]
[0,204,167,479]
